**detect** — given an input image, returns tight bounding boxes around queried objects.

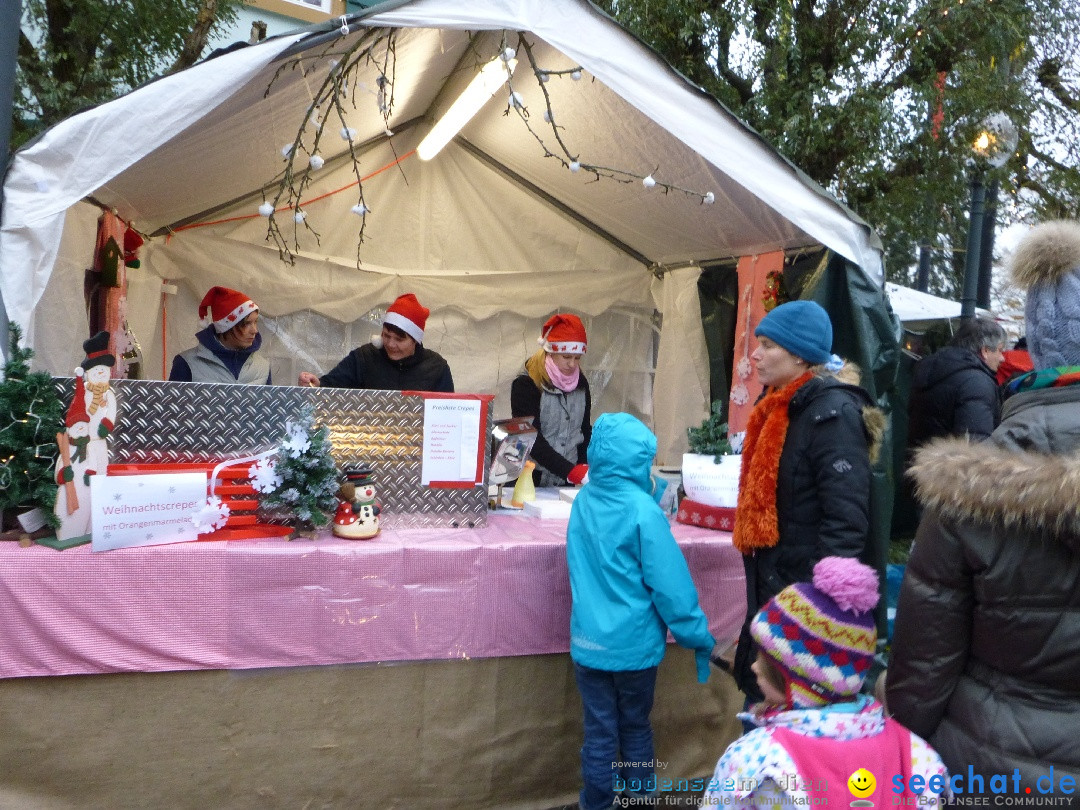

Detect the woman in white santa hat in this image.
[297,293,454,392]
[170,286,270,384]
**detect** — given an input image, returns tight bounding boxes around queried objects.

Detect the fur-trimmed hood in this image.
[1010,219,1080,289]
[808,362,886,464]
[909,437,1080,545]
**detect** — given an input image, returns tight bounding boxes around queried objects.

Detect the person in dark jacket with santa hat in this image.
[888,219,1080,794]
[170,286,271,385]
[297,293,453,392]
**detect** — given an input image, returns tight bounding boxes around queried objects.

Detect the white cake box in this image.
[681,453,742,508]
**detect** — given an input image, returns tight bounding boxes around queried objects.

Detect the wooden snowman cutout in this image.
[52,331,117,545]
[81,332,117,475]
[53,374,96,543]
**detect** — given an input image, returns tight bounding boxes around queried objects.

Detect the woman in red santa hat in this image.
[510,313,591,487]
[170,286,271,384]
[297,293,454,392]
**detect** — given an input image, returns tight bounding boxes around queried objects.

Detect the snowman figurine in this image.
[334,466,380,540]
[331,496,365,539]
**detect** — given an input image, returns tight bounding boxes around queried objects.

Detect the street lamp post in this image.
[960,113,1018,320]
[960,168,986,319]
[977,180,1000,310]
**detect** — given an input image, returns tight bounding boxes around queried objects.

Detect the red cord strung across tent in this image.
[167,149,417,236]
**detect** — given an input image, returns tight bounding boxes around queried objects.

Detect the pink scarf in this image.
[545,355,580,392]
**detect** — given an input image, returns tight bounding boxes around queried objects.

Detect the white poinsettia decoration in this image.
[192,496,230,532]
[248,457,281,493]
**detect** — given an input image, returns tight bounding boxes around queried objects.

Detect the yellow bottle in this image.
[511,460,537,507]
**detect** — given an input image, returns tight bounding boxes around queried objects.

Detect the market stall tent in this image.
[0,0,893,463]
[885,282,991,330]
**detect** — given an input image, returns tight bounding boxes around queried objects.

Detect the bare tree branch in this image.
[1037,58,1080,112]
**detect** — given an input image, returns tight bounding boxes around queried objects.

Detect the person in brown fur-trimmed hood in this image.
[888,219,1080,794]
[727,301,885,704]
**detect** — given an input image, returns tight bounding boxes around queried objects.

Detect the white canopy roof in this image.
[1,0,883,335]
[0,0,888,462]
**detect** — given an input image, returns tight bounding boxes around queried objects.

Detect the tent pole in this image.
[0,0,21,351]
[457,139,652,267]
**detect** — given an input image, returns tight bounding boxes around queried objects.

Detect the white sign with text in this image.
[421,399,482,485]
[91,473,207,551]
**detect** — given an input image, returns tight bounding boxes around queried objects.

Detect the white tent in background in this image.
[885,282,991,330]
[0,0,889,462]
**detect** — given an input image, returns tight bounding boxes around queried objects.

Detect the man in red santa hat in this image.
[170,286,271,384]
[297,293,454,392]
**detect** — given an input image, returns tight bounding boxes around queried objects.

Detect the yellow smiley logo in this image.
[848,768,876,798]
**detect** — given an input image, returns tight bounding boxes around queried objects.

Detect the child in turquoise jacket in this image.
[567,412,715,810]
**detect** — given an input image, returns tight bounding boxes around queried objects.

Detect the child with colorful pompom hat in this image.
[703,557,950,809]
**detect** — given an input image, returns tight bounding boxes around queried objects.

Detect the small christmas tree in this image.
[263,404,339,532]
[0,324,64,529]
[687,401,737,462]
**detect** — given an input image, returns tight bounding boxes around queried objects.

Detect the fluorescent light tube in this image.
[417,57,518,161]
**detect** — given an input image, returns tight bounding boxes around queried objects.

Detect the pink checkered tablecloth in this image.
[0,514,744,678]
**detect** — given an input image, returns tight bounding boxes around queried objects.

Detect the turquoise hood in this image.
[587,412,657,494]
[566,413,714,676]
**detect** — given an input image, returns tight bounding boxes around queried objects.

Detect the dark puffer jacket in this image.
[319,342,453,392]
[888,382,1080,792]
[907,345,999,447]
[733,373,883,697]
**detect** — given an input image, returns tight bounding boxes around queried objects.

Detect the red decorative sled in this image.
[107,462,292,540]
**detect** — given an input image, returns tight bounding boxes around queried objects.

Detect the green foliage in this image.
[15,0,241,150]
[0,324,64,527]
[687,400,735,460]
[263,404,340,528]
[597,0,1080,292]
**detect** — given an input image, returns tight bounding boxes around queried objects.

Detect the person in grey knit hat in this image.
[1011,219,1080,368]
[887,219,1080,791]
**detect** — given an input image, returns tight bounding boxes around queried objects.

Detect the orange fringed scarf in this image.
[732,371,813,555]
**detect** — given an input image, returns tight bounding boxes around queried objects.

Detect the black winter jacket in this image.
[319,343,454,392]
[733,374,879,696]
[888,382,1080,793]
[907,345,999,448]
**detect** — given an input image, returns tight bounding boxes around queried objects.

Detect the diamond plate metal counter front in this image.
[55,378,489,529]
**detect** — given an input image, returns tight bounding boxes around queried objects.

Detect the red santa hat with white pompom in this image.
[381,293,429,344]
[538,313,587,355]
[198,286,258,334]
[65,369,91,428]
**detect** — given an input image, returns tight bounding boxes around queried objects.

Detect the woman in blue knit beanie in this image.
[726,300,884,707]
